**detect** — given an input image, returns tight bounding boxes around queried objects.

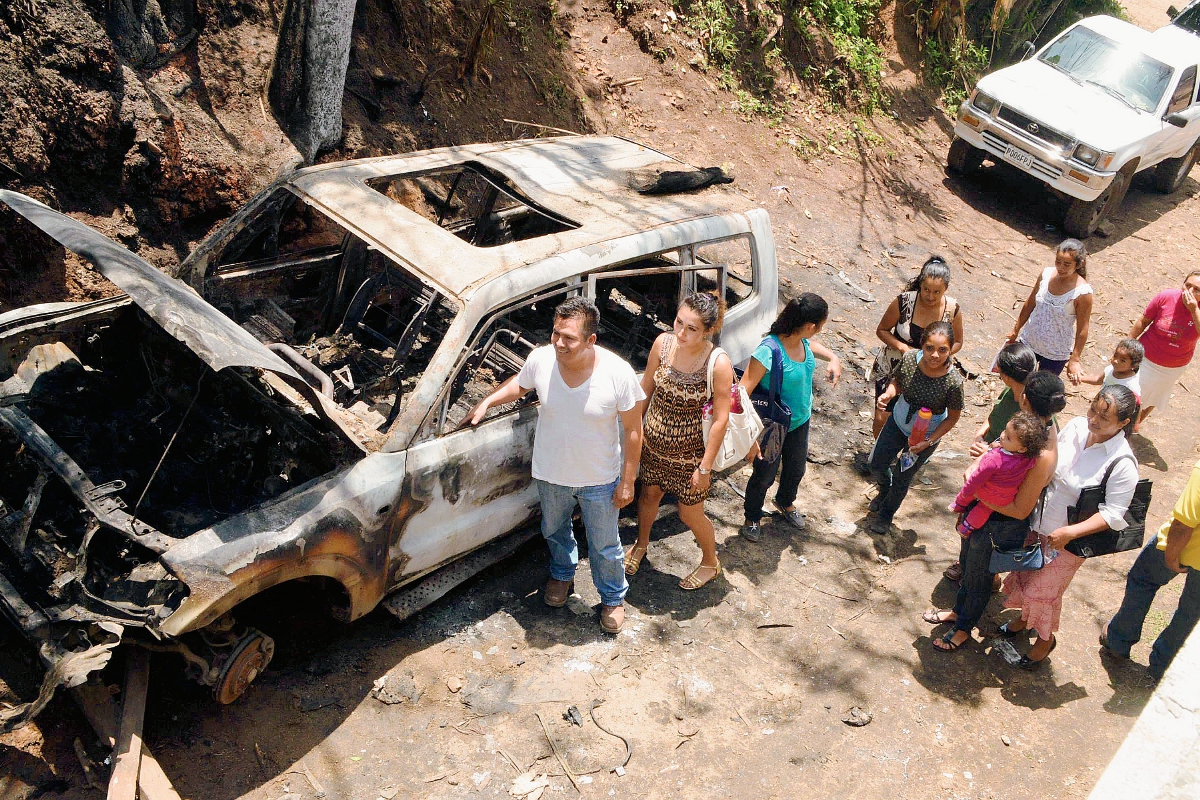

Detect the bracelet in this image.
[698,466,711,475]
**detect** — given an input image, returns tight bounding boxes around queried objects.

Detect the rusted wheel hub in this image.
[213,629,274,705]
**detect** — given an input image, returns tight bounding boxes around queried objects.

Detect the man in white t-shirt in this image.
[470,297,645,633]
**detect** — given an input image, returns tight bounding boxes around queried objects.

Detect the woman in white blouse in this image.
[999,385,1140,669]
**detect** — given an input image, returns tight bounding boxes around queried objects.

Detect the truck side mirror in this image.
[1166,113,1189,127]
[1021,41,1036,61]
[1168,5,1179,19]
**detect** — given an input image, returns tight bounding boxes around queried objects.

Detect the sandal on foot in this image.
[680,562,722,590]
[932,632,968,652]
[922,608,956,625]
[942,562,963,582]
[624,545,648,576]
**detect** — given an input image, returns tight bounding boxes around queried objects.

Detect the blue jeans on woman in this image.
[951,513,1028,635]
[1034,354,1068,376]
[744,421,810,522]
[1105,539,1200,679]
[536,479,628,607]
[868,415,940,525]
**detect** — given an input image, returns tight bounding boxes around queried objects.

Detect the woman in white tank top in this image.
[1006,239,1093,383]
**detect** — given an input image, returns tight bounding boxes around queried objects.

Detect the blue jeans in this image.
[1034,354,1068,376]
[952,513,1028,635]
[868,415,940,523]
[1106,539,1200,679]
[536,479,628,607]
[744,421,809,523]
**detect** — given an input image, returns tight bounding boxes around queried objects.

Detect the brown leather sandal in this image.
[624,544,648,576]
[679,562,722,590]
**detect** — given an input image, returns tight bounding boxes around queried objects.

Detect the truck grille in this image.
[996,106,1075,152]
[981,131,1064,181]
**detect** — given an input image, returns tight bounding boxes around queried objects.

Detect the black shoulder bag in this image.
[745,337,792,463]
[1065,454,1153,558]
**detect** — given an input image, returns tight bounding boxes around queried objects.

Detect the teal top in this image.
[751,336,815,430]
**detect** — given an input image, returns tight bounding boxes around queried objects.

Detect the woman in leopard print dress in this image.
[625,292,733,590]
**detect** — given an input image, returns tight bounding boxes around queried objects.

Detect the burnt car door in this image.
[385,284,575,584]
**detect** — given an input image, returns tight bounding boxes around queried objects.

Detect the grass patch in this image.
[923,34,988,112]
[795,0,888,111]
[681,0,888,117]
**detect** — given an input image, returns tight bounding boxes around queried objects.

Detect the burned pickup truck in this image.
[0,136,779,726]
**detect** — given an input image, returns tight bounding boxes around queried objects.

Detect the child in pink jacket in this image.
[949,411,1050,537]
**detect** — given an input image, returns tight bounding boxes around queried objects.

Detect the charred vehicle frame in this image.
[0,136,779,728]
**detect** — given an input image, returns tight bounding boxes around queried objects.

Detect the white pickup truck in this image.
[948,13,1200,237]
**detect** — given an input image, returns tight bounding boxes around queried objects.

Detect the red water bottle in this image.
[909,407,933,447]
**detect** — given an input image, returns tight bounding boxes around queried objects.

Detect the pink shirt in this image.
[955,447,1038,511]
[1139,289,1199,368]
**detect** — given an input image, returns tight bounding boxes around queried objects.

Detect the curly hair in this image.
[1007,411,1050,458]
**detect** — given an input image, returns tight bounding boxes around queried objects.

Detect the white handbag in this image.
[701,346,764,471]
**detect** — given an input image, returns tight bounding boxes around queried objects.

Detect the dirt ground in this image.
[3,1,1200,798]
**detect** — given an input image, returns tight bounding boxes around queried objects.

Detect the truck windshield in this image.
[1039,25,1174,113]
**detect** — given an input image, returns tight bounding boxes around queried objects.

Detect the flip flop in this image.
[923,608,956,625]
[932,632,968,652]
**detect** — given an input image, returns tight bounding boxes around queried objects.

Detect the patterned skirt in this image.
[1001,549,1085,641]
[641,343,709,506]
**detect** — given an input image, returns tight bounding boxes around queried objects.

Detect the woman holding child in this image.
[923,371,1067,653]
[626,292,733,591]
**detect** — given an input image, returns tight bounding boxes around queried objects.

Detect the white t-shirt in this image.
[517,345,646,487]
[1102,364,1142,400]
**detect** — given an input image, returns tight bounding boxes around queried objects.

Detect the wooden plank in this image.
[73,683,181,800]
[107,648,149,800]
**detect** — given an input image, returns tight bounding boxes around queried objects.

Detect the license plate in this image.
[1003,145,1036,170]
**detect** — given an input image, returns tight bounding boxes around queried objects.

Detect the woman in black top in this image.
[868,321,964,534]
[872,257,964,437]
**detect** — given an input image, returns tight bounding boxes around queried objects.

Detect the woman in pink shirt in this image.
[1130,272,1200,424]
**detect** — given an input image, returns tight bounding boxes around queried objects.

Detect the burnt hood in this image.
[0,190,301,380]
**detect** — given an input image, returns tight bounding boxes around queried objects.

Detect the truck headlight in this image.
[971,91,998,115]
[1072,144,1114,170]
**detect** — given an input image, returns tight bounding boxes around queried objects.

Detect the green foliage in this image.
[671,0,892,116]
[688,0,740,66]
[795,0,887,111]
[923,34,988,111]
[808,0,879,38]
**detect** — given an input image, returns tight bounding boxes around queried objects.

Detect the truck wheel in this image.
[1153,144,1198,194]
[947,138,985,175]
[1064,169,1131,238]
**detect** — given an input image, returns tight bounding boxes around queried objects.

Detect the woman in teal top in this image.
[738,294,842,542]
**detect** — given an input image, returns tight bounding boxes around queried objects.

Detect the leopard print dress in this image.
[641,335,711,505]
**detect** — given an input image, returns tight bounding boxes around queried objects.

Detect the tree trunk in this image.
[109,0,196,66]
[268,0,357,162]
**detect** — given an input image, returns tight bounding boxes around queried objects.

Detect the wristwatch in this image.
[698,466,711,475]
